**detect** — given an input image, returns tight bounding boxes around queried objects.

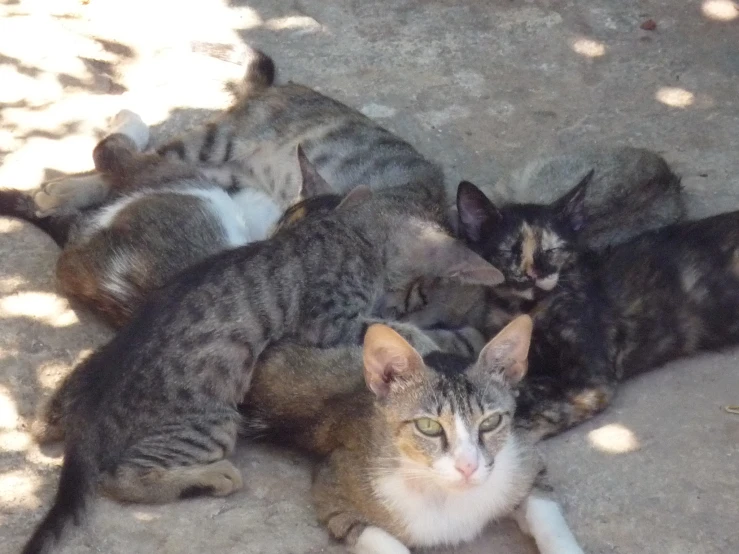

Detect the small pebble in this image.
[640,19,657,31]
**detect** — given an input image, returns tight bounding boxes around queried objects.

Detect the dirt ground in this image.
[1,1,738,553]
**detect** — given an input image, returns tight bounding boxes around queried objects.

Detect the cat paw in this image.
[353,527,410,554]
[33,173,108,216]
[202,459,244,496]
[108,109,149,151]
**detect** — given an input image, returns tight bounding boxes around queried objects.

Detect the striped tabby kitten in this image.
[242,316,584,554]
[22,148,503,553]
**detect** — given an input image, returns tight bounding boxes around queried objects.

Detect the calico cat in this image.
[241,316,584,554]
[401,174,739,441]
[32,48,445,219]
[21,146,503,553]
[491,145,685,249]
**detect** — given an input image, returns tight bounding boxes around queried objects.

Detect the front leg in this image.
[514,494,584,554]
[312,454,410,554]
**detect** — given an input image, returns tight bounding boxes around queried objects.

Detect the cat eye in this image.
[478,413,503,433]
[414,417,444,437]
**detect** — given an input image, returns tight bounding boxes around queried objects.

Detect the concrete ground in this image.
[1,0,738,552]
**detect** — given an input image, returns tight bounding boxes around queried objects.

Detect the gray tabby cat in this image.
[241,316,584,554]
[21,82,503,554]
[32,48,444,217]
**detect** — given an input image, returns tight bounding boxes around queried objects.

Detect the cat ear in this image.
[363,324,425,398]
[297,144,333,198]
[456,180,502,243]
[469,315,533,386]
[553,169,593,232]
[337,185,372,210]
[416,228,505,286]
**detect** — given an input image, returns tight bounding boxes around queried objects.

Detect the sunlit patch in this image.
[0,430,31,452]
[265,16,323,33]
[587,423,640,454]
[0,470,41,508]
[571,38,606,58]
[0,219,24,234]
[0,386,19,430]
[133,510,161,522]
[656,87,695,108]
[702,0,739,21]
[0,292,79,327]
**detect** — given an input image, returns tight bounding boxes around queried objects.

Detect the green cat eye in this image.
[414,417,444,437]
[478,413,503,433]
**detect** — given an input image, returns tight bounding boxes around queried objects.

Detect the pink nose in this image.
[525,267,538,279]
[455,457,479,479]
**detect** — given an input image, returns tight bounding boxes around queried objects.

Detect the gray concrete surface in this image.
[1,0,738,553]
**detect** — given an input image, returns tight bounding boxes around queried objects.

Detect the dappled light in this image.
[587,423,640,454]
[0,219,24,234]
[0,292,79,327]
[570,37,606,58]
[702,0,739,21]
[0,384,20,429]
[133,510,161,522]
[655,86,695,108]
[0,469,41,509]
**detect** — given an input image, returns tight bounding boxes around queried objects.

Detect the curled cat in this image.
[242,315,584,554]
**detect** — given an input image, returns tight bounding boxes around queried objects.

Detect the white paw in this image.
[516,496,585,554]
[203,459,244,496]
[353,526,410,554]
[109,109,149,150]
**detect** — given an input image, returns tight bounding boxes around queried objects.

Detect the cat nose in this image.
[454,456,479,479]
[525,267,538,280]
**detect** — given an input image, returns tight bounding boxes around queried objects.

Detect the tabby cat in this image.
[21,119,503,554]
[400,173,739,441]
[241,316,584,554]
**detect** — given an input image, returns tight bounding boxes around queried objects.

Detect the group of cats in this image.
[3,47,739,554]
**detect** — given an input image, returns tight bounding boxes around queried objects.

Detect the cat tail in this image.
[0,188,76,247]
[514,377,617,442]
[22,442,97,554]
[233,48,276,100]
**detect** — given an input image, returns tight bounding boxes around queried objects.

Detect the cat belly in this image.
[372,438,527,547]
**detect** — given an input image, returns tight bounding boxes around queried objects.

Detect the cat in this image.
[32,47,446,219]
[0,112,333,328]
[21,137,503,554]
[400,173,739,442]
[241,315,584,554]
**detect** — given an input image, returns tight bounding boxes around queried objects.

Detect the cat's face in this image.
[456,172,592,299]
[363,316,531,491]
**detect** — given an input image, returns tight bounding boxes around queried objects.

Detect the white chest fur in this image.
[372,438,528,548]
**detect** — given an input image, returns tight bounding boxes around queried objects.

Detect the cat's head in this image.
[363,315,532,490]
[456,171,593,297]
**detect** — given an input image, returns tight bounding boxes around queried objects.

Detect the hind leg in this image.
[33,110,151,216]
[100,415,243,504]
[102,459,243,503]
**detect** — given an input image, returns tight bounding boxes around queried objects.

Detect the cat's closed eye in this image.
[478,413,504,433]
[414,417,445,437]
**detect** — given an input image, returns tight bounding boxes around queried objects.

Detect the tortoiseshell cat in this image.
[400,173,739,441]
[241,316,584,554]
[21,127,503,554]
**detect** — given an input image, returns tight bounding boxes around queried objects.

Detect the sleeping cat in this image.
[241,316,584,554]
[21,129,503,554]
[32,47,445,219]
[0,112,332,327]
[400,174,739,441]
